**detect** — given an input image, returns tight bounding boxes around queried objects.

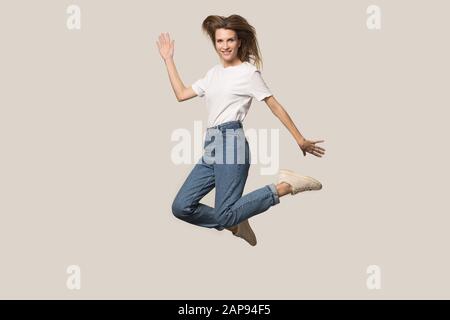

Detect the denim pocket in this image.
[223,130,249,165]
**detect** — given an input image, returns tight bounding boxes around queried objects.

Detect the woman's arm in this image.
[164,58,197,102]
[264,95,326,158]
[156,32,197,102]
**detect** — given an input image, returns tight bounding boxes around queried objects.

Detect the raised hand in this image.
[299,139,326,157]
[156,32,174,61]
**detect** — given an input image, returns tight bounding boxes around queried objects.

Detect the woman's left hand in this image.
[299,139,326,157]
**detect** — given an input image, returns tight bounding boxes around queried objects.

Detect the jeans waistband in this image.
[207,120,243,131]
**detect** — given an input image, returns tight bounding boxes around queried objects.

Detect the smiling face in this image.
[215,28,241,65]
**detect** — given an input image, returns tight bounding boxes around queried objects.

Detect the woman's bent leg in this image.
[171,160,220,228]
[214,163,280,229]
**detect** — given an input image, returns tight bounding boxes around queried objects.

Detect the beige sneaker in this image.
[278,169,322,195]
[232,219,257,246]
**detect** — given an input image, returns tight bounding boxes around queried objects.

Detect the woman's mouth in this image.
[222,51,231,56]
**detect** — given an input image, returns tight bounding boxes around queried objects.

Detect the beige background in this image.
[1,0,449,299]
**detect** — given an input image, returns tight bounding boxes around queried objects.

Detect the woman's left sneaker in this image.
[278,169,322,195]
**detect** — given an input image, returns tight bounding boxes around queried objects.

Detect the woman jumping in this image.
[156,14,326,246]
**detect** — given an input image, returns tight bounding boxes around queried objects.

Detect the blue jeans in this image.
[171,120,280,230]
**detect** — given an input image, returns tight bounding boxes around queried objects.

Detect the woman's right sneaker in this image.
[278,169,322,195]
[232,219,257,246]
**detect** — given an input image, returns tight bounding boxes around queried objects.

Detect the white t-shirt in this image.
[191,61,273,127]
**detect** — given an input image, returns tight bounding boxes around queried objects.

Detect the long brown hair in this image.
[201,15,263,70]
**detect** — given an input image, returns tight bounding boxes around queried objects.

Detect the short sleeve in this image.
[249,70,273,101]
[191,77,206,97]
[191,67,214,97]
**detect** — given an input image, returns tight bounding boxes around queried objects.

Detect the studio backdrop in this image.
[0,0,449,299]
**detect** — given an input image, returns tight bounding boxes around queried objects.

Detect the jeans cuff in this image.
[268,183,280,205]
